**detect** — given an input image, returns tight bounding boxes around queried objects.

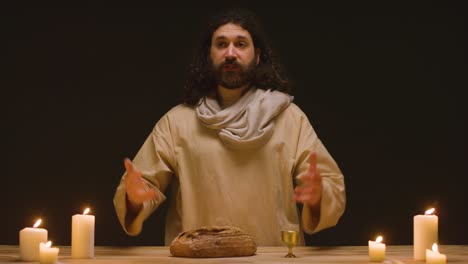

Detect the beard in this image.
[210,58,257,89]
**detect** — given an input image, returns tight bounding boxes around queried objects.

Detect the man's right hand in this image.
[124,158,158,213]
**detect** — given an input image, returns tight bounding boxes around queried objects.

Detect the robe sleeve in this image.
[113,114,177,235]
[293,112,346,234]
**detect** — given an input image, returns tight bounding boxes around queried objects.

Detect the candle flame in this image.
[33,219,42,228]
[83,208,90,215]
[432,243,439,253]
[425,208,435,215]
[375,236,383,243]
[46,241,52,248]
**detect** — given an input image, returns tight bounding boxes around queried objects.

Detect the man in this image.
[114,8,345,246]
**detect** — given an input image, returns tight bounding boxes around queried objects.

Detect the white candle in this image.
[426,243,447,264]
[39,241,59,264]
[368,235,386,262]
[71,208,95,258]
[19,219,48,261]
[414,208,438,260]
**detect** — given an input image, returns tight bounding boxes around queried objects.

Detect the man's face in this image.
[209,23,259,89]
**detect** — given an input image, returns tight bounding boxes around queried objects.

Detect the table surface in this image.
[1,245,467,263]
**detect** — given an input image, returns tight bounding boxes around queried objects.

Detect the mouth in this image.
[222,63,241,72]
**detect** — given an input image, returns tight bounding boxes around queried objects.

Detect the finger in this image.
[294,186,304,195]
[294,193,313,203]
[294,186,304,194]
[296,181,321,193]
[140,189,158,201]
[298,186,320,197]
[124,158,134,173]
[124,158,142,180]
[132,189,158,203]
[307,152,317,174]
[295,191,320,203]
[294,194,301,203]
[297,194,313,201]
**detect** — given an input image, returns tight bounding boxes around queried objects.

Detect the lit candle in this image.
[426,243,447,264]
[72,207,95,258]
[368,235,386,262]
[19,219,48,261]
[414,208,438,260]
[39,241,59,264]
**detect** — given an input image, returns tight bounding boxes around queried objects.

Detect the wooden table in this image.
[0,245,467,263]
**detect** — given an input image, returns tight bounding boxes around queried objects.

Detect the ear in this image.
[255,48,261,65]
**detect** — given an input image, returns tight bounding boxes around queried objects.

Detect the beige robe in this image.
[114,103,345,246]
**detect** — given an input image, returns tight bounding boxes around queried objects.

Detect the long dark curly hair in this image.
[183,8,292,106]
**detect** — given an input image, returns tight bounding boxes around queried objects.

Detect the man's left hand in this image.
[294,152,322,208]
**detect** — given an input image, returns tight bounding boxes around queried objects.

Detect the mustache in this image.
[221,59,241,67]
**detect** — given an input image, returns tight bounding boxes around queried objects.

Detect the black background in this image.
[3,3,466,246]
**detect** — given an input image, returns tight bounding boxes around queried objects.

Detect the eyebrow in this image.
[214,35,249,41]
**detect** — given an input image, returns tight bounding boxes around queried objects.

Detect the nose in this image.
[225,43,237,59]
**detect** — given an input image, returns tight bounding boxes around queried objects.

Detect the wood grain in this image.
[0,245,467,263]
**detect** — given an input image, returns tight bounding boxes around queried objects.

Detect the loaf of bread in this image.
[169,226,257,258]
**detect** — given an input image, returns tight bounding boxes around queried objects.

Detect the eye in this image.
[215,41,228,48]
[236,41,247,48]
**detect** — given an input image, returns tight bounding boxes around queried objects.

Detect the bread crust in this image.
[170,226,257,258]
